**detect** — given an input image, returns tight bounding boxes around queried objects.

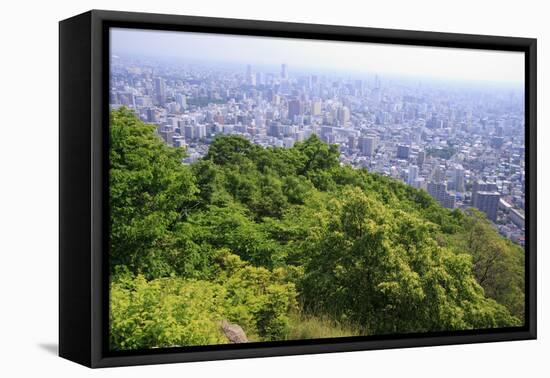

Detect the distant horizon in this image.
[111,28,525,87]
[112,52,524,91]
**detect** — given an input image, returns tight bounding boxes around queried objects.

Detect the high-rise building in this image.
[433,165,445,183]
[510,208,525,228]
[254,112,265,128]
[283,137,294,148]
[321,125,334,139]
[475,191,500,222]
[427,182,455,209]
[397,144,410,159]
[311,101,322,116]
[491,136,504,149]
[146,108,157,123]
[183,125,194,140]
[408,165,419,186]
[417,150,425,166]
[159,128,174,146]
[337,106,350,126]
[288,99,303,120]
[154,77,166,106]
[246,65,256,86]
[454,166,465,192]
[323,133,335,144]
[268,122,282,138]
[472,180,498,207]
[294,131,305,142]
[444,192,456,209]
[266,89,275,102]
[175,93,187,110]
[360,136,377,157]
[195,124,207,139]
[428,182,446,203]
[427,115,442,129]
[281,63,288,80]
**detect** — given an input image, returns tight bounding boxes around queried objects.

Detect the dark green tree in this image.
[300,187,520,333]
[109,108,199,278]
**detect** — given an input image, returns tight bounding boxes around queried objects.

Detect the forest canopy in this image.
[109,108,524,351]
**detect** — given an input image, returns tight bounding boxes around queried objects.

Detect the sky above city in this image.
[111,28,525,85]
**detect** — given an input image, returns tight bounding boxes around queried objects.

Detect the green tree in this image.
[294,134,340,175]
[451,210,525,320]
[205,135,258,166]
[109,108,199,278]
[300,187,519,334]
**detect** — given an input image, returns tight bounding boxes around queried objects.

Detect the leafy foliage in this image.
[299,187,519,334]
[109,108,202,279]
[110,251,297,350]
[447,209,525,320]
[109,108,525,350]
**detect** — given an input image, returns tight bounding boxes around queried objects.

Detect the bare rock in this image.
[221,320,248,343]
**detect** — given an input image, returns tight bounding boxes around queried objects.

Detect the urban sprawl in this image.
[110,56,526,246]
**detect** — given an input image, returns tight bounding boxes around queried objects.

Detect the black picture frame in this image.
[59,9,537,368]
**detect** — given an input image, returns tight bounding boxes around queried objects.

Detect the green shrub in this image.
[299,187,521,334]
[110,252,298,350]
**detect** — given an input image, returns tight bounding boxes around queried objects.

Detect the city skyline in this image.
[109,28,526,246]
[111,28,525,85]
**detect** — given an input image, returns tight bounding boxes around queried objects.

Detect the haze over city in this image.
[111,28,525,85]
[109,28,526,245]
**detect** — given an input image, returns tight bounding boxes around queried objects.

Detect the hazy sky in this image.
[111,28,524,85]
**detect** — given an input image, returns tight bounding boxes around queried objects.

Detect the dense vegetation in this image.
[109,108,524,351]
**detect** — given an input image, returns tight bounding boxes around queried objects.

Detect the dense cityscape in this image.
[109,55,526,246]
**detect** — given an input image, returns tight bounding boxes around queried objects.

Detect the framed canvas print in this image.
[59,10,537,368]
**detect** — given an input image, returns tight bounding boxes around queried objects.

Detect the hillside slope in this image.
[109,108,524,350]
